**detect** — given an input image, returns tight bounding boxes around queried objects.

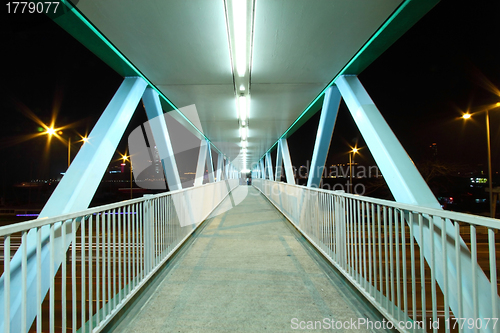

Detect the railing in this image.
[253,179,500,333]
[0,179,239,333]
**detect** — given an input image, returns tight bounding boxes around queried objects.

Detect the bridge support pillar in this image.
[275,141,283,181]
[336,74,498,328]
[206,141,215,183]
[0,77,148,333]
[216,153,224,181]
[279,139,295,185]
[265,152,274,181]
[142,87,182,191]
[307,86,341,188]
[194,139,209,186]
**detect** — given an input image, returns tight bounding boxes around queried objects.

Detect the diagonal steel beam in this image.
[279,138,295,185]
[0,77,147,333]
[142,87,182,190]
[336,74,498,329]
[307,86,341,188]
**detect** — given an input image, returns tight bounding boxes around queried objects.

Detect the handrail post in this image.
[143,197,154,274]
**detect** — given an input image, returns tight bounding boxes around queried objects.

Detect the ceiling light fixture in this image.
[226,0,253,169]
[239,126,248,140]
[239,95,247,122]
[232,0,247,77]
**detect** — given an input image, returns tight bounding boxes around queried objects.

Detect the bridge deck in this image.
[112,186,392,332]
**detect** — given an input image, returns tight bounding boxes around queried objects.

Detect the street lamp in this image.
[43,126,71,166]
[349,147,359,193]
[121,154,133,199]
[43,127,88,168]
[462,101,500,218]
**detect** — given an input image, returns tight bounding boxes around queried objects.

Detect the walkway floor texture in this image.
[114,186,394,332]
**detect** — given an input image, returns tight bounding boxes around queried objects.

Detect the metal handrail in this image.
[253,179,499,333]
[259,180,500,229]
[0,180,224,237]
[0,179,239,333]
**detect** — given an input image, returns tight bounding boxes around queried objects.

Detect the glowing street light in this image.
[462,102,500,217]
[45,127,56,136]
[121,153,133,199]
[349,147,360,193]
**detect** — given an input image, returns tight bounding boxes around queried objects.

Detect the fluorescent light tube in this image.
[239,126,247,140]
[239,95,247,121]
[232,0,247,77]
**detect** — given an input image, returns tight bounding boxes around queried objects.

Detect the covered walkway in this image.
[1,1,499,332]
[112,187,389,332]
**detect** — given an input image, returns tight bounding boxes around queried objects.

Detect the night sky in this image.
[1,0,499,205]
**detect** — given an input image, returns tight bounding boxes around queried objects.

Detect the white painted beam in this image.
[0,77,147,333]
[275,141,283,181]
[206,141,215,183]
[307,86,341,188]
[194,139,208,186]
[142,87,182,191]
[280,139,295,185]
[336,74,498,328]
[216,153,223,181]
[265,152,274,181]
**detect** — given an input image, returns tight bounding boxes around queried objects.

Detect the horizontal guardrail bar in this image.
[0,181,224,237]
[0,179,240,333]
[261,181,500,229]
[253,179,499,333]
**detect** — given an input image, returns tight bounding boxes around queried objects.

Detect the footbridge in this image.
[1,0,499,332]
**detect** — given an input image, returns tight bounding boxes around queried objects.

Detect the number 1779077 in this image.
[6,2,60,14]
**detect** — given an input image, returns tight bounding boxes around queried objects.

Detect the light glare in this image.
[45,127,56,136]
[239,95,247,121]
[239,126,247,140]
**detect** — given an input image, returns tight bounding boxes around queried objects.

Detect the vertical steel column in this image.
[216,153,224,181]
[194,139,208,186]
[265,152,274,181]
[280,138,295,185]
[260,160,265,179]
[307,86,341,188]
[0,77,148,333]
[275,141,283,181]
[206,140,215,183]
[336,74,498,326]
[225,158,230,179]
[142,87,182,190]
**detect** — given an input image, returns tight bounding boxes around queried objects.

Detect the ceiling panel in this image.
[76,0,233,85]
[73,0,405,169]
[252,0,402,84]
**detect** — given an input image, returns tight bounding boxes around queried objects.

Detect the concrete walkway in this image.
[115,186,394,332]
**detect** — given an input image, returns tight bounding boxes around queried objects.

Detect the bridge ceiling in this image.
[73,0,406,169]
